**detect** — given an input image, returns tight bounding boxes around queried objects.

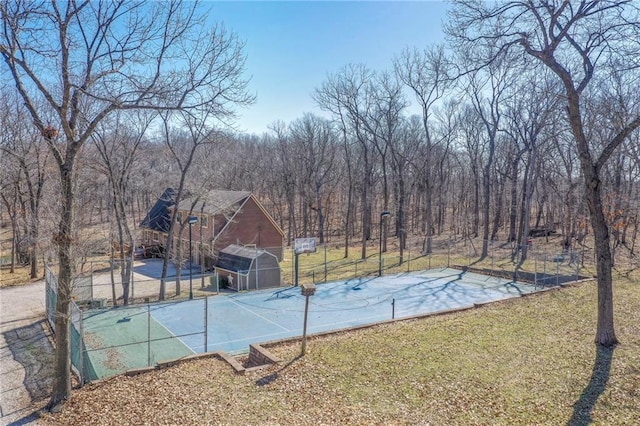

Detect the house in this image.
[140,189,284,270]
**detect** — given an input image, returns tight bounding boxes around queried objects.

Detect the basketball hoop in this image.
[294,237,317,255]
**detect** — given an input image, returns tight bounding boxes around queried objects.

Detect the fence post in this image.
[147,305,151,367]
[324,244,327,283]
[534,256,538,288]
[291,247,295,286]
[204,296,208,353]
[130,260,134,300]
[78,306,85,386]
[490,241,495,276]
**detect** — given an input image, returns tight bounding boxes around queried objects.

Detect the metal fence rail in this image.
[284,237,587,289]
[45,264,87,384]
[42,235,608,383]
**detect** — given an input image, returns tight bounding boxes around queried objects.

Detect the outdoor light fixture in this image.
[188,216,198,300]
[379,211,391,277]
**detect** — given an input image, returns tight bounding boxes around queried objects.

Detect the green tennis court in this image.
[82,307,195,380]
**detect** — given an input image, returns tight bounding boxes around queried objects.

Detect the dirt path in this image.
[0,280,54,425]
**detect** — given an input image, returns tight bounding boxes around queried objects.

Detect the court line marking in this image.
[148,305,197,355]
[148,269,533,354]
[227,297,292,332]
[195,301,487,351]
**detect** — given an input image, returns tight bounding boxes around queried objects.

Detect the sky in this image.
[207,1,450,135]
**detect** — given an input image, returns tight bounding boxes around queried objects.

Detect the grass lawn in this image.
[41,273,639,425]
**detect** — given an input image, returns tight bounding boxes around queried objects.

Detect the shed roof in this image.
[215,244,267,273]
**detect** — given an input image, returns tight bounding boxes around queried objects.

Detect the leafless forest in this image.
[1,0,639,408]
[3,20,639,275]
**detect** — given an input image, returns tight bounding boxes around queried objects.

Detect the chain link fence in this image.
[45,265,87,383]
[44,234,623,383]
[72,258,216,307]
[283,236,591,289]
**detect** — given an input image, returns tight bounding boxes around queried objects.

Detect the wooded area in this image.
[1,0,639,410]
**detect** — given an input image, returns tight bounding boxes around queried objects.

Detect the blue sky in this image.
[208,1,449,135]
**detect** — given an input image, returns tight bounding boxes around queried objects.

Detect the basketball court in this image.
[81,267,539,380]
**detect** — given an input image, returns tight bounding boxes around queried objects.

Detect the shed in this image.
[214,244,281,291]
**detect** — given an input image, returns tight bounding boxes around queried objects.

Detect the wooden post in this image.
[300,283,316,356]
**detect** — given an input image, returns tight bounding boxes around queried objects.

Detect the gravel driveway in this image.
[1,280,54,425]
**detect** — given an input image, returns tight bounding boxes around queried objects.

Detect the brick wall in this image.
[214,197,284,260]
[247,344,280,368]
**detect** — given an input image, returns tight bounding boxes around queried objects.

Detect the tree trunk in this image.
[48,164,74,409]
[508,158,519,241]
[316,183,325,244]
[565,88,618,347]
[481,137,496,258]
[584,172,617,346]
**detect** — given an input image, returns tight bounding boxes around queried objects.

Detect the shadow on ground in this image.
[255,355,303,387]
[567,345,615,426]
[3,320,55,403]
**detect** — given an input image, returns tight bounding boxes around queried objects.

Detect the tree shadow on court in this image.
[567,345,615,426]
[2,320,55,424]
[255,355,303,387]
[2,320,55,402]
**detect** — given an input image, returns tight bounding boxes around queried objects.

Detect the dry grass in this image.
[0,264,42,287]
[41,273,640,425]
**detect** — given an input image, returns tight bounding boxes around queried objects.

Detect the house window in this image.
[201,215,208,228]
[153,232,159,242]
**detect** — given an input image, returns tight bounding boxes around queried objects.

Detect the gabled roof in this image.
[215,244,267,272]
[176,191,251,215]
[140,188,176,232]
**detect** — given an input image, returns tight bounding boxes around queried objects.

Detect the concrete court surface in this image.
[154,268,538,355]
[0,280,53,426]
[81,267,540,381]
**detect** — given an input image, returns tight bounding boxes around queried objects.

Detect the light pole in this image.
[379,211,390,277]
[188,216,198,300]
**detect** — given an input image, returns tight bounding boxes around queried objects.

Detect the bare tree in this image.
[289,114,338,244]
[1,0,253,408]
[314,64,379,259]
[394,45,452,253]
[449,0,640,346]
[502,72,561,261]
[0,92,51,278]
[92,111,155,305]
[464,56,513,258]
[157,112,240,300]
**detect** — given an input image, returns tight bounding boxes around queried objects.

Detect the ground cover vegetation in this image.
[1,0,639,413]
[41,273,640,425]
